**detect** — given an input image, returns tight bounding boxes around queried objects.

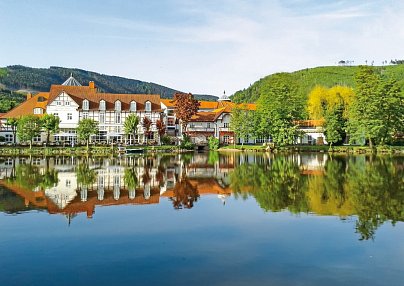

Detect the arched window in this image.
[82,99,89,110]
[99,100,106,111]
[130,101,137,112]
[115,100,121,111]
[145,101,151,112]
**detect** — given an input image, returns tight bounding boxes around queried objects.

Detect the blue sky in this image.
[1,0,403,95]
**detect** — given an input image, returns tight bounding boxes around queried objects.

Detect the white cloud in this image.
[2,0,404,96]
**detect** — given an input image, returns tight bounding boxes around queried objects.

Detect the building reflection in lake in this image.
[1,152,403,240]
[0,152,329,218]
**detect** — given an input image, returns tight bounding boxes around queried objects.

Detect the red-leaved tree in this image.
[156,119,166,145]
[142,116,152,145]
[173,92,200,135]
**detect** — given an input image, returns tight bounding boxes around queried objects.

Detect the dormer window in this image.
[115,100,121,111]
[33,108,43,115]
[99,100,106,111]
[130,101,137,112]
[145,101,151,112]
[83,99,89,110]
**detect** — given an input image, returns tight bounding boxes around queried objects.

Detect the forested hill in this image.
[232,65,404,103]
[0,65,217,112]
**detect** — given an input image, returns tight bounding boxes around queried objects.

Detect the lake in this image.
[0,152,403,286]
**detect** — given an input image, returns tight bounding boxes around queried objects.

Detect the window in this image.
[56,101,61,106]
[33,135,41,142]
[82,112,88,119]
[115,112,121,124]
[130,101,137,112]
[83,99,89,110]
[223,123,230,128]
[99,100,106,111]
[99,112,105,124]
[223,135,230,144]
[67,113,72,120]
[65,101,70,106]
[5,134,13,142]
[167,118,175,126]
[145,101,151,112]
[207,123,211,128]
[115,100,121,111]
[53,113,58,117]
[190,123,195,128]
[33,108,43,114]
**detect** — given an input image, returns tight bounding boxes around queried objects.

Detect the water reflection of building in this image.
[0,153,330,219]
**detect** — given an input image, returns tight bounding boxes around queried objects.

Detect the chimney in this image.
[26,92,32,100]
[89,81,95,89]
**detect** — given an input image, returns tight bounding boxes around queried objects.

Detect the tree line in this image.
[230,66,404,147]
[3,114,166,150]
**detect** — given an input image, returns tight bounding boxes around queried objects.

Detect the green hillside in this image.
[0,65,217,112]
[232,65,404,103]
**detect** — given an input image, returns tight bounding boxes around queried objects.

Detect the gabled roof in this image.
[48,85,162,111]
[0,92,49,119]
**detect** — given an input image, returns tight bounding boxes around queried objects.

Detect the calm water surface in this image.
[0,152,403,286]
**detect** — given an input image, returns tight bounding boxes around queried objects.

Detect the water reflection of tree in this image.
[229,154,404,240]
[346,156,404,240]
[124,167,138,191]
[7,161,58,191]
[76,159,96,190]
[230,156,308,213]
[170,172,199,209]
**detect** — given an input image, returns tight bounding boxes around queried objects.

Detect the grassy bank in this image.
[219,144,404,154]
[0,145,186,156]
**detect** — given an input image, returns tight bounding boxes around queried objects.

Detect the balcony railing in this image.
[187,127,215,132]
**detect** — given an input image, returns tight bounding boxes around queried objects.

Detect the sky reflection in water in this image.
[0,152,403,286]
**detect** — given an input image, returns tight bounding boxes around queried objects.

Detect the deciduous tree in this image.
[230,105,256,146]
[6,117,18,145]
[41,114,60,145]
[77,118,98,150]
[156,119,166,145]
[17,115,41,149]
[256,74,303,146]
[142,116,152,145]
[173,92,200,134]
[124,114,139,144]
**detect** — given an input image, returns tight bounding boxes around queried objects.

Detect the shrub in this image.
[208,136,219,150]
[180,135,195,150]
[161,135,172,145]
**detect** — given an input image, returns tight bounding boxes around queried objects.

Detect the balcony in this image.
[187,127,215,132]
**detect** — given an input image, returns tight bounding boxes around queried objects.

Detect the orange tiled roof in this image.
[49,85,162,112]
[161,98,175,108]
[162,98,256,111]
[190,112,218,122]
[0,92,49,119]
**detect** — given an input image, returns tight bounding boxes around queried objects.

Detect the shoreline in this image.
[0,145,403,156]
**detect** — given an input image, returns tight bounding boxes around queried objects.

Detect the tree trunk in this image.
[46,131,50,145]
[369,138,373,148]
[29,140,32,150]
[86,139,89,151]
